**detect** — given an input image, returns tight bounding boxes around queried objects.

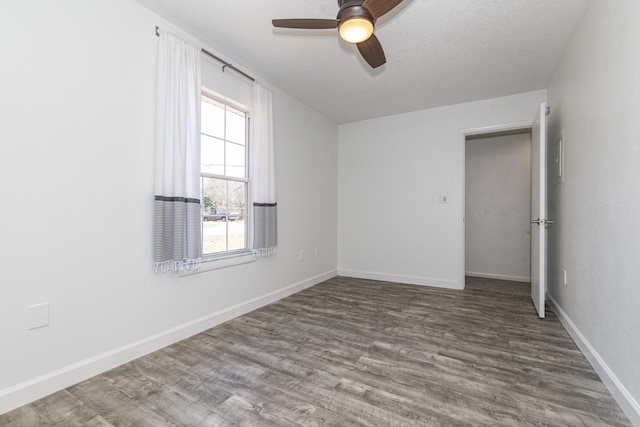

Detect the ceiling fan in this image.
[272,0,404,69]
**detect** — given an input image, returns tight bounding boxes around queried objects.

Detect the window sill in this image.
[178,251,257,276]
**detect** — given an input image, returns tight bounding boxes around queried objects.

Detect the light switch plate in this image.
[554,129,565,184]
[28,303,49,330]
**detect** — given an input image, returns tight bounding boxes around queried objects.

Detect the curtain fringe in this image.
[154,258,202,274]
[253,247,277,257]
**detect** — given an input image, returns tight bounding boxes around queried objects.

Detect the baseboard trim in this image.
[547,293,640,426]
[338,268,462,290]
[0,269,337,415]
[465,271,531,283]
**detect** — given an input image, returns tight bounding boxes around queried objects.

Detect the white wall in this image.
[465,133,531,282]
[338,90,546,289]
[546,0,640,423]
[0,0,338,413]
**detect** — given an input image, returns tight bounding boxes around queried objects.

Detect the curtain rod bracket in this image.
[222,64,228,73]
[155,26,160,37]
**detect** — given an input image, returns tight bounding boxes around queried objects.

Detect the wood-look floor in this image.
[464,275,530,297]
[1,276,631,426]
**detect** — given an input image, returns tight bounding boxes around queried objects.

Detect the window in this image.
[200,91,249,257]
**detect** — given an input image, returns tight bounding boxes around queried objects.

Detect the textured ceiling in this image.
[133,0,591,124]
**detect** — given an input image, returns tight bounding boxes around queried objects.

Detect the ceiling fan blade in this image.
[272,19,339,29]
[362,0,403,19]
[357,33,386,68]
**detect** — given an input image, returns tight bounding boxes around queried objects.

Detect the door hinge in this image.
[545,106,551,116]
[530,218,554,225]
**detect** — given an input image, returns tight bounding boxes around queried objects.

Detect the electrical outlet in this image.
[563,269,567,285]
[299,250,304,262]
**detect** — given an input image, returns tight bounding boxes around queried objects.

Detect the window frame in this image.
[198,88,253,265]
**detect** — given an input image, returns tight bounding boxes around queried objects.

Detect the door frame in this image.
[457,121,533,289]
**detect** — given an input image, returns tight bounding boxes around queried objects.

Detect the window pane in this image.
[226,107,246,145]
[201,178,247,255]
[201,134,224,175]
[227,181,247,251]
[201,99,224,139]
[201,177,229,254]
[226,141,246,178]
[202,177,228,213]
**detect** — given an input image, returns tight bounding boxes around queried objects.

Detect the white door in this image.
[531,102,550,318]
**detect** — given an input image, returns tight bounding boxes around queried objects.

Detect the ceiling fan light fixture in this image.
[339,17,373,43]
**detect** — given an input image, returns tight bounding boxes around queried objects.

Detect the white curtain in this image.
[153,31,202,273]
[251,83,277,255]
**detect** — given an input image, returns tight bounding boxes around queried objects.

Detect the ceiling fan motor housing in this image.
[337,1,375,25]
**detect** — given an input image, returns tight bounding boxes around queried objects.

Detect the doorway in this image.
[463,128,532,295]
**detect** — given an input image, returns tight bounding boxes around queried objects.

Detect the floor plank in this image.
[0,276,631,426]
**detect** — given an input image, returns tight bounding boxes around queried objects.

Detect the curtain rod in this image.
[155,26,255,83]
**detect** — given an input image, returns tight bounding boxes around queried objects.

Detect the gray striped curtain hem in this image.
[154,197,202,272]
[253,203,277,255]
